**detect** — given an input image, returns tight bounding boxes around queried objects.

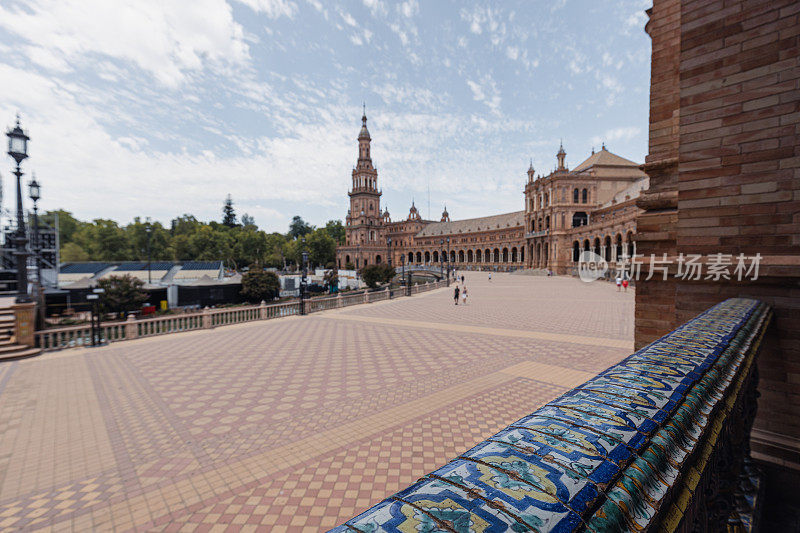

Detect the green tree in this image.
[241,213,256,228]
[306,229,336,267]
[170,214,202,236]
[232,228,268,268]
[288,216,313,239]
[241,269,280,302]
[360,264,394,289]
[98,275,149,317]
[324,220,345,244]
[222,194,237,227]
[189,226,233,261]
[43,209,85,247]
[126,218,170,261]
[60,241,89,262]
[74,219,129,261]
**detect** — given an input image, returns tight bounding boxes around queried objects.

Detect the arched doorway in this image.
[493,248,500,262]
[416,252,422,262]
[424,251,430,263]
[485,248,491,262]
[593,237,601,256]
[458,250,465,263]
[433,250,439,262]
[583,239,590,252]
[476,249,482,262]
[627,232,635,258]
[408,252,413,263]
[615,234,623,261]
[502,248,509,262]
[450,250,455,263]
[511,247,517,262]
[604,236,612,262]
[467,250,474,262]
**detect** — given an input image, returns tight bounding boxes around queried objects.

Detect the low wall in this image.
[333,298,771,532]
[35,280,447,351]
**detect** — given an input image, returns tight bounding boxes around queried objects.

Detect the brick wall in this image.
[637,0,800,469]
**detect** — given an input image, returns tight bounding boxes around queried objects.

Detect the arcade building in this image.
[336,112,648,275]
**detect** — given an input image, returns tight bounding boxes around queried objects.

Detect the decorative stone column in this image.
[259,300,267,320]
[12,301,35,347]
[202,307,213,329]
[125,314,138,340]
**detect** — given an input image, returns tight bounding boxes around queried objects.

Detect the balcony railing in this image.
[525,229,549,238]
[334,298,772,532]
[35,280,448,351]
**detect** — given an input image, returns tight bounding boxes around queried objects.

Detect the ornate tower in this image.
[345,109,382,246]
[527,160,535,183]
[440,205,450,222]
[556,142,566,171]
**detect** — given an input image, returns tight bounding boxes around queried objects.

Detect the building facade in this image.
[337,113,649,275]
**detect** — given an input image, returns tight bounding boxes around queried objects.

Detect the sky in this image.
[0,0,652,233]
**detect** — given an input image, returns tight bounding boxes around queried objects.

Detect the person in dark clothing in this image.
[461,275,465,284]
[454,285,460,305]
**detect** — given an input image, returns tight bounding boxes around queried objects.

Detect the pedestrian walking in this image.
[461,275,465,284]
[622,278,629,292]
[615,274,622,292]
[488,273,492,282]
[454,285,460,305]
[461,286,468,305]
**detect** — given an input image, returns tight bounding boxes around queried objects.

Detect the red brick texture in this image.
[636,0,800,469]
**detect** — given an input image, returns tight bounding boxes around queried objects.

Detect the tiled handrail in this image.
[333,298,771,532]
[35,280,447,351]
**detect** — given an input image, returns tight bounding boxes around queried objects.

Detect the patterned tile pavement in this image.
[0,273,634,531]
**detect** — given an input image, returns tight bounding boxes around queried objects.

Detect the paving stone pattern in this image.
[0,273,633,531]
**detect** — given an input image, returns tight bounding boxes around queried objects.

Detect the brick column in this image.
[12,302,35,347]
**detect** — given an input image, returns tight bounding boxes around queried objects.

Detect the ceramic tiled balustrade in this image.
[332,298,771,532]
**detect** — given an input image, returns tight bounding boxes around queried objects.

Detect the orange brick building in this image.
[637,0,800,474]
[337,112,649,275]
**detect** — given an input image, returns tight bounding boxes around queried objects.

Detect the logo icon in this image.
[578,251,608,282]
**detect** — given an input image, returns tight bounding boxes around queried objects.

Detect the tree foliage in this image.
[241,269,280,302]
[97,275,150,317]
[47,209,342,270]
[360,263,395,289]
[222,194,237,227]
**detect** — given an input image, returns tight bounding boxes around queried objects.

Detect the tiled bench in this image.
[332,298,771,532]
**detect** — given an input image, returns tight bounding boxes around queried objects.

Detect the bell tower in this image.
[345,108,382,247]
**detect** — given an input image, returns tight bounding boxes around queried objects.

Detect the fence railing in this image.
[35,280,447,351]
[333,298,772,532]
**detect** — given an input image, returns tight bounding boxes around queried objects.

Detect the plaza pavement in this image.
[0,272,635,532]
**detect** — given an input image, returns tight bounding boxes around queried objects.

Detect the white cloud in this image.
[361,0,385,16]
[235,0,297,18]
[506,46,519,60]
[0,0,251,88]
[399,0,419,18]
[466,75,501,114]
[339,10,357,27]
[590,126,641,147]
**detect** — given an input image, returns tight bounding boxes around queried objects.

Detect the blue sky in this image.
[0,0,651,232]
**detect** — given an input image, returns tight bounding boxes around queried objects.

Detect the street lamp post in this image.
[300,238,308,315]
[145,220,152,284]
[6,116,31,303]
[446,237,451,286]
[28,176,41,286]
[439,238,445,284]
[386,237,392,298]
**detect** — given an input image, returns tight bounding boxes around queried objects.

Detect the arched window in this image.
[450,250,456,263]
[545,216,550,229]
[424,251,431,262]
[476,249,482,262]
[615,234,623,260]
[511,247,517,262]
[582,188,588,203]
[433,250,439,262]
[604,236,611,262]
[376,255,382,264]
[345,254,351,264]
[493,248,500,262]
[530,219,535,232]
[467,250,474,262]
[544,193,549,206]
[416,252,422,262]
[573,188,579,203]
[458,250,465,263]
[583,239,590,252]
[485,248,491,262]
[572,212,588,227]
[408,252,413,263]
[520,247,524,262]
[627,232,635,258]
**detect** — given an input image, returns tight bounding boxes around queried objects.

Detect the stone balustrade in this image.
[333,298,771,532]
[35,280,447,351]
